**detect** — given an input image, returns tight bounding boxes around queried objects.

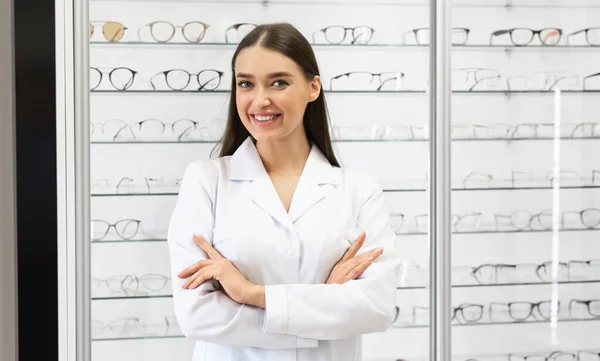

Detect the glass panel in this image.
[451,2,600,361]
[88,1,429,361]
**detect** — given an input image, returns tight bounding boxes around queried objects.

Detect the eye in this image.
[272,79,289,87]
[237,80,252,89]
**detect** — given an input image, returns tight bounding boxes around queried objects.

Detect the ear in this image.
[308,75,321,102]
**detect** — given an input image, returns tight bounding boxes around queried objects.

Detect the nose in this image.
[254,86,271,107]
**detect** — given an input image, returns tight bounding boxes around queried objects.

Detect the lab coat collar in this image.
[229,137,340,229]
[229,137,339,185]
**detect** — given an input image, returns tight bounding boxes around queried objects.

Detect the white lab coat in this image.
[167,137,401,361]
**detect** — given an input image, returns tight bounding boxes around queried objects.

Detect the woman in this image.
[167,23,400,361]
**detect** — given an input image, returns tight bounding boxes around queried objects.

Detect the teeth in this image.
[254,114,277,121]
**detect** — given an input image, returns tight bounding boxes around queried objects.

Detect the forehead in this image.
[235,46,302,75]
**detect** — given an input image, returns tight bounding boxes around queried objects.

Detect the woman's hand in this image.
[178,234,259,306]
[326,232,383,284]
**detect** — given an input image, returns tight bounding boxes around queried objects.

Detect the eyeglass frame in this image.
[90,66,138,91]
[225,23,257,43]
[89,21,128,42]
[403,27,470,45]
[137,20,210,43]
[489,27,563,46]
[91,218,142,240]
[150,68,224,91]
[329,71,405,91]
[311,25,375,45]
[567,27,600,46]
[489,300,559,321]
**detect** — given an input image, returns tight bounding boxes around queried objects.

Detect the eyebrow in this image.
[236,71,294,79]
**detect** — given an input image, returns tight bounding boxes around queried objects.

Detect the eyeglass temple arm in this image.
[401,30,416,45]
[583,72,600,90]
[489,29,509,45]
[567,299,582,317]
[566,29,586,45]
[136,24,150,42]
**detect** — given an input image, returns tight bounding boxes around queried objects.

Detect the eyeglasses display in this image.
[90,67,138,91]
[89,21,127,42]
[489,27,563,46]
[149,68,224,91]
[583,72,600,90]
[413,212,481,233]
[225,23,257,43]
[399,298,597,327]
[311,25,375,44]
[452,68,501,91]
[399,259,600,288]
[137,21,210,43]
[463,169,600,189]
[92,273,171,297]
[576,351,600,361]
[91,219,142,240]
[91,118,225,142]
[509,351,578,361]
[82,0,600,358]
[92,176,182,195]
[393,208,600,234]
[567,27,600,46]
[506,71,581,91]
[403,27,470,45]
[329,71,404,91]
[92,315,180,339]
[489,301,557,322]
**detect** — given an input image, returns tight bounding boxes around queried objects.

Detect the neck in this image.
[256,134,311,176]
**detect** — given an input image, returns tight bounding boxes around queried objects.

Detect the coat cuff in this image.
[263,284,288,333]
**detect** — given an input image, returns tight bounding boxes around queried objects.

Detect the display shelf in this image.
[90,279,600,301]
[89,227,600,245]
[391,317,600,329]
[397,227,600,236]
[92,335,185,342]
[89,89,600,95]
[91,238,167,244]
[89,136,600,145]
[90,185,600,197]
[87,0,600,9]
[90,41,600,51]
[92,294,173,300]
[90,89,426,94]
[92,317,600,342]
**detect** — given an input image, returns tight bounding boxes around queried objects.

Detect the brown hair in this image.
[214,22,340,167]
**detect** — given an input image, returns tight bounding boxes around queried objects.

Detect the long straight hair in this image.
[215,23,340,167]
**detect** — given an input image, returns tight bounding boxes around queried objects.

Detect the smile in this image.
[251,114,281,125]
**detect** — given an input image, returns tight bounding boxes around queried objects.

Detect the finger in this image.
[178,260,213,278]
[189,267,213,289]
[340,232,366,263]
[345,258,376,282]
[182,272,199,289]
[193,234,224,260]
[340,248,383,273]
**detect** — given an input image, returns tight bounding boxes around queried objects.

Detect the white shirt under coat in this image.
[167,137,401,361]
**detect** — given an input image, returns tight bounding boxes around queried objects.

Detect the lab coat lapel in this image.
[287,144,340,223]
[229,137,295,232]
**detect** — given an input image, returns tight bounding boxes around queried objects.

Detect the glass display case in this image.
[55,0,600,360]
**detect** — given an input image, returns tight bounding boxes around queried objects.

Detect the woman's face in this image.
[234,45,321,144]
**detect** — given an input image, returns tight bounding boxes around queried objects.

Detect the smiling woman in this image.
[218,23,339,167]
[166,22,401,361]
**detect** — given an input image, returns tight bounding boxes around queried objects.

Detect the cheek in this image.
[236,93,251,119]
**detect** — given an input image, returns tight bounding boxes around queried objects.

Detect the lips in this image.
[250,113,281,126]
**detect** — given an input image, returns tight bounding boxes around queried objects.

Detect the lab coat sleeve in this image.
[168,160,318,349]
[263,173,401,340]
